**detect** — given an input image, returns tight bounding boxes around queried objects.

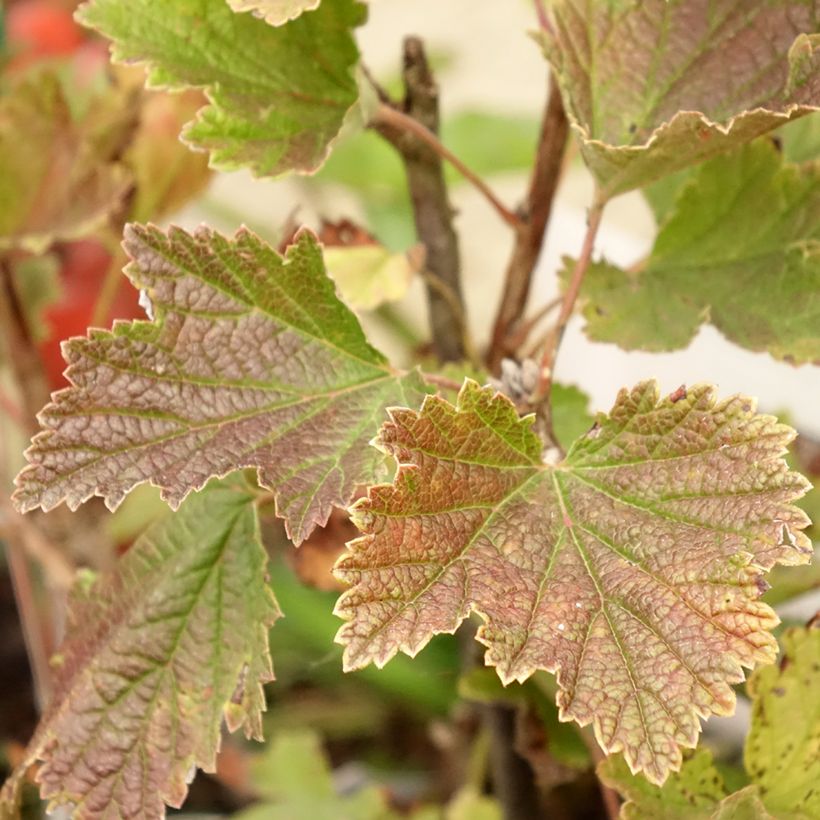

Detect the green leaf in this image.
[597,748,727,819]
[779,110,820,162]
[78,0,366,177]
[13,224,425,545]
[235,729,396,820]
[0,478,280,819]
[0,71,132,253]
[711,787,774,820]
[551,382,593,451]
[573,139,820,363]
[324,242,423,311]
[745,626,820,819]
[334,380,811,783]
[9,253,62,342]
[541,1,820,196]
[226,0,320,25]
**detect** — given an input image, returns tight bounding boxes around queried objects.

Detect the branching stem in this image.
[487,74,570,370]
[372,103,521,230]
[369,37,467,363]
[533,195,607,404]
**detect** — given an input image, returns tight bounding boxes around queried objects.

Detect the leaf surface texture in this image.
[0,478,279,819]
[14,224,424,544]
[542,0,820,194]
[335,380,811,782]
[78,0,365,176]
[573,140,820,363]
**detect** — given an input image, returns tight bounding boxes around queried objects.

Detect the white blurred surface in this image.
[178,0,820,436]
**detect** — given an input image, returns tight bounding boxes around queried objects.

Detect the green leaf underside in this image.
[334,380,811,783]
[13,224,425,545]
[235,729,394,820]
[600,628,820,818]
[0,72,131,253]
[745,626,820,819]
[0,478,279,820]
[77,0,365,177]
[598,747,727,819]
[573,139,820,363]
[225,0,321,26]
[542,0,820,195]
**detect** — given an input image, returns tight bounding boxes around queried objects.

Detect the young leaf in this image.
[77,0,366,177]
[597,747,727,819]
[226,0,321,26]
[235,729,397,820]
[541,0,820,195]
[13,224,425,544]
[334,380,811,783]
[572,139,820,363]
[0,72,132,253]
[745,626,820,819]
[0,478,280,820]
[124,89,212,223]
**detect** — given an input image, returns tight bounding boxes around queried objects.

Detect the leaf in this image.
[0,478,280,820]
[597,748,726,819]
[573,139,820,363]
[124,89,212,222]
[779,110,820,162]
[13,224,425,544]
[541,0,820,196]
[745,626,820,819]
[551,382,593,450]
[226,0,320,25]
[9,253,63,342]
[77,0,365,177]
[334,380,812,783]
[235,729,396,820]
[324,244,422,312]
[0,71,132,253]
[445,787,502,820]
[711,787,774,820]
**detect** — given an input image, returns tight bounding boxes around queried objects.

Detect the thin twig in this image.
[0,387,27,431]
[372,103,521,230]
[419,371,464,393]
[0,499,75,591]
[534,0,554,34]
[504,295,562,354]
[421,268,480,367]
[370,37,467,363]
[487,74,570,370]
[89,245,127,329]
[533,195,606,404]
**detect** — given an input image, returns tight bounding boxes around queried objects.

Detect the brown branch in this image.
[482,703,544,820]
[369,37,467,363]
[533,195,606,405]
[373,104,521,230]
[419,371,464,393]
[487,74,570,371]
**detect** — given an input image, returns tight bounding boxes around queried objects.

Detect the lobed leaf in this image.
[77,0,365,177]
[597,748,726,819]
[334,380,811,783]
[0,478,279,819]
[572,139,820,363]
[0,72,132,253]
[541,0,820,195]
[13,224,425,544]
[225,0,321,26]
[745,625,820,819]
